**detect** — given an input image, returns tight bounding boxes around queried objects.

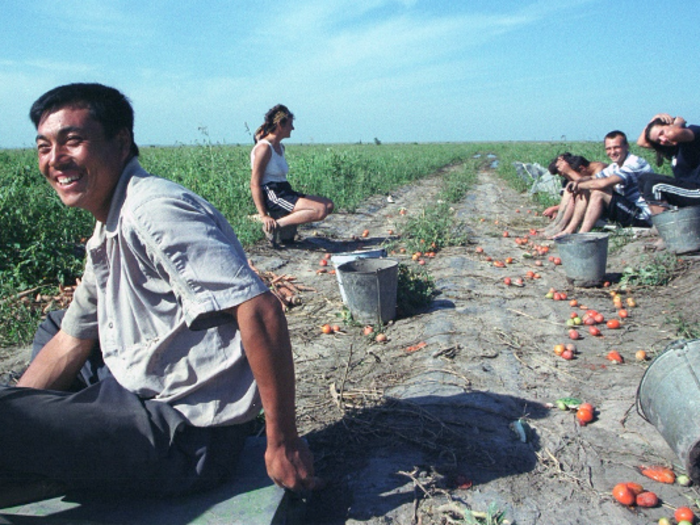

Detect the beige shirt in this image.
[62,159,269,427]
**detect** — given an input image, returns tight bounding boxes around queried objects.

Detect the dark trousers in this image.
[0,311,250,497]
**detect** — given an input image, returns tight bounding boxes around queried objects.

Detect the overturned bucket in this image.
[554,232,608,287]
[651,206,700,254]
[331,248,387,304]
[336,258,398,324]
[637,339,700,483]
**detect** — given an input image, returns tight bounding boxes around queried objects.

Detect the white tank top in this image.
[250,140,289,184]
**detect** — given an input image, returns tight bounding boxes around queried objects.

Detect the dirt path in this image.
[3,165,699,524]
[244,166,700,524]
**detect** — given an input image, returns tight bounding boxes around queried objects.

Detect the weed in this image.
[665,308,700,339]
[619,252,681,288]
[396,263,436,318]
[607,228,636,254]
[441,501,509,525]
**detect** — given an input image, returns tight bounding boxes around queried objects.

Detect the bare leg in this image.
[542,193,573,236]
[577,190,610,233]
[550,192,590,238]
[276,195,334,228]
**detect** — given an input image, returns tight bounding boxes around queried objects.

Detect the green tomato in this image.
[677,521,692,525]
[676,474,691,486]
[566,319,575,327]
[573,316,582,325]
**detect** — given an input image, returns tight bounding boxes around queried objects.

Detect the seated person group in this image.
[542,113,700,240]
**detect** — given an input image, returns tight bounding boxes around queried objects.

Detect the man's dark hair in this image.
[548,152,590,175]
[604,130,628,145]
[30,83,139,157]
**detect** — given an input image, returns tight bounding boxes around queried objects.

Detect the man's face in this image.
[36,106,129,222]
[604,135,629,165]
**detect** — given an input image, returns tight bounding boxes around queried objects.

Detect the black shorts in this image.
[262,182,305,219]
[606,193,651,228]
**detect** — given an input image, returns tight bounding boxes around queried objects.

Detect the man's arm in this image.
[231,291,317,492]
[17,329,95,390]
[571,174,623,193]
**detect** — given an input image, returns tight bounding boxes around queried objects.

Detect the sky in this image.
[1,0,699,149]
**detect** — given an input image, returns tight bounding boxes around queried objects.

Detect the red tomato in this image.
[589,326,601,337]
[607,319,621,329]
[612,483,635,506]
[504,277,512,286]
[593,313,604,324]
[568,329,580,340]
[606,350,623,363]
[576,407,594,424]
[675,506,695,523]
[635,491,659,507]
[625,482,643,496]
[561,349,574,360]
[618,309,629,319]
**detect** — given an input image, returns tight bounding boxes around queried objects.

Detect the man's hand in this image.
[265,436,320,492]
[543,205,559,219]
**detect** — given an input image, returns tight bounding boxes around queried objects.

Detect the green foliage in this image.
[396,263,436,317]
[619,252,680,288]
[665,307,700,340]
[401,202,468,254]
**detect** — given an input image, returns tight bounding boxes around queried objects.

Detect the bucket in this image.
[331,249,387,304]
[651,206,700,254]
[637,339,700,483]
[554,232,608,287]
[336,258,398,324]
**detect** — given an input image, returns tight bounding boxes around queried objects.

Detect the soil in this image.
[3,164,700,524]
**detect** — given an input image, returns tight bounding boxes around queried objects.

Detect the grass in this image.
[0,139,662,345]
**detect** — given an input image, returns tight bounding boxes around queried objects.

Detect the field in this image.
[2,141,697,523]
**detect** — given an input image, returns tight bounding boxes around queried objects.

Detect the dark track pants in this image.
[0,311,249,497]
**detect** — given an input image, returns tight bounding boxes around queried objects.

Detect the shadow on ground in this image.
[303,391,548,523]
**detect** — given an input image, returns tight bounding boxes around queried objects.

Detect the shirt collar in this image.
[104,157,147,237]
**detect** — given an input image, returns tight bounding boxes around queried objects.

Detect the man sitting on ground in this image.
[552,131,653,238]
[0,83,317,504]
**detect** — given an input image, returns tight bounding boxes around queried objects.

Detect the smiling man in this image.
[553,130,653,237]
[0,83,316,503]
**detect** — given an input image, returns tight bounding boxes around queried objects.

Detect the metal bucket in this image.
[637,339,700,483]
[336,258,398,324]
[554,232,608,287]
[651,206,700,254]
[331,249,387,304]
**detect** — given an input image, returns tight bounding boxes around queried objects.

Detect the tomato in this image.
[625,482,644,496]
[627,297,637,307]
[504,277,512,286]
[570,311,579,319]
[553,292,562,301]
[526,270,535,278]
[578,402,594,412]
[485,256,493,262]
[569,299,578,307]
[331,325,341,333]
[561,349,574,360]
[568,329,580,340]
[505,257,513,264]
[565,343,576,353]
[514,278,524,286]
[635,491,659,507]
[375,333,387,342]
[554,344,565,356]
[319,259,328,266]
[361,229,370,237]
[321,324,333,334]
[553,257,562,265]
[606,350,623,363]
[475,247,484,253]
[418,259,426,265]
[503,231,509,237]
[589,326,601,336]
[363,325,374,336]
[584,316,596,326]
[576,407,594,424]
[618,309,629,319]
[560,293,568,300]
[675,506,695,523]
[612,483,635,506]
[594,313,605,324]
[607,319,621,329]
[635,350,648,361]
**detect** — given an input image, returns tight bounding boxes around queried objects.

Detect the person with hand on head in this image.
[637,113,700,215]
[0,83,318,505]
[552,130,653,238]
[540,153,607,238]
[250,105,333,245]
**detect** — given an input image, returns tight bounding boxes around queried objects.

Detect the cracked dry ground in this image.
[245,165,700,524]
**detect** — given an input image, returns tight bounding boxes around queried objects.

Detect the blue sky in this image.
[1,0,698,149]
